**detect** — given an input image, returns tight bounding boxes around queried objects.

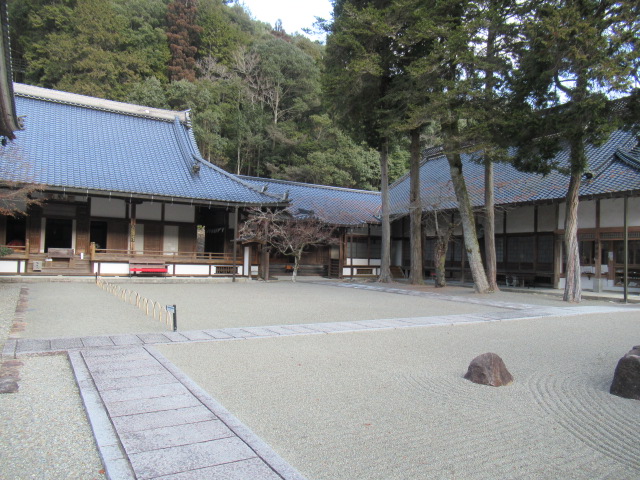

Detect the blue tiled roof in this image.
[0,84,283,206]
[240,176,381,226]
[389,130,640,216]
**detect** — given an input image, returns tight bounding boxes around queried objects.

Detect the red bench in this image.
[129,259,168,276]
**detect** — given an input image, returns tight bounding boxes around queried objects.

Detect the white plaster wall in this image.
[506,206,534,233]
[137,202,162,221]
[557,200,602,229]
[537,204,556,232]
[165,204,195,223]
[349,258,371,266]
[600,198,640,227]
[91,198,126,218]
[0,260,19,273]
[578,200,596,229]
[343,267,379,276]
[174,264,209,275]
[557,202,565,229]
[95,263,129,275]
[163,225,179,253]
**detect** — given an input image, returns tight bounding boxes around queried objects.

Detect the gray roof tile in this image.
[1,85,283,206]
[389,130,640,216]
[240,176,381,226]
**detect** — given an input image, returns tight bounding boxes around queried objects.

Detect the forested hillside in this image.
[8,0,408,189]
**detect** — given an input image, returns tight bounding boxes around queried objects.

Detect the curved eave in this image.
[39,185,287,208]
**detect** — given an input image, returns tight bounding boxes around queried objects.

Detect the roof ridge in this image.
[181,129,285,203]
[615,148,640,170]
[13,83,190,124]
[239,175,381,195]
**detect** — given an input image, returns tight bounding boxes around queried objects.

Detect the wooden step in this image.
[390,266,405,279]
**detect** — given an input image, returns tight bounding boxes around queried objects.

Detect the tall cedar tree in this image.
[511,0,639,302]
[166,0,203,82]
[378,7,435,286]
[398,0,492,292]
[324,0,397,283]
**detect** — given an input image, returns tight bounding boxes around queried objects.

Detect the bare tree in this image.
[238,208,337,282]
[425,210,460,288]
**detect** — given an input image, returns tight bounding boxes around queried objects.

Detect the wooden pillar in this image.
[367,224,371,266]
[624,195,629,303]
[553,202,562,288]
[533,205,538,273]
[460,239,466,284]
[27,205,42,254]
[232,207,238,282]
[594,199,602,292]
[128,202,137,254]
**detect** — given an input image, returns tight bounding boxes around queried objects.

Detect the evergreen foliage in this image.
[8,0,400,190]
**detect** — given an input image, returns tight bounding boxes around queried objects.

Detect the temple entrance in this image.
[44,218,73,251]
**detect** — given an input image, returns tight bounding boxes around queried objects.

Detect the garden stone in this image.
[464,352,513,387]
[610,345,640,400]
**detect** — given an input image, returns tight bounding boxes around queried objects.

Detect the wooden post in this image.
[129,202,137,254]
[232,207,238,282]
[90,242,96,261]
[624,195,628,303]
[594,199,602,292]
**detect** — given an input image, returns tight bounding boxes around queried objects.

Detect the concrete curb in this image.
[145,346,308,480]
[68,351,136,480]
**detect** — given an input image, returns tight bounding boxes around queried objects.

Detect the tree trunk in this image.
[563,168,582,302]
[434,219,453,288]
[292,253,300,283]
[445,144,490,293]
[484,158,499,291]
[379,140,392,283]
[409,128,424,284]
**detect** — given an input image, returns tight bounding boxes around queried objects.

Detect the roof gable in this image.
[0,84,282,206]
[240,176,381,226]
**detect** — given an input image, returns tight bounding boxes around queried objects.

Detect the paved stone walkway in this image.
[312,281,543,310]
[69,346,305,480]
[3,304,635,358]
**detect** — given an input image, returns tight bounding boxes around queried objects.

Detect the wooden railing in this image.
[0,242,28,257]
[89,243,241,264]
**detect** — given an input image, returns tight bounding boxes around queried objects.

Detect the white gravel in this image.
[115,281,509,330]
[158,311,640,480]
[0,354,106,480]
[0,283,106,480]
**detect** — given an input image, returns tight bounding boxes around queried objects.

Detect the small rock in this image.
[464,352,513,387]
[610,345,640,400]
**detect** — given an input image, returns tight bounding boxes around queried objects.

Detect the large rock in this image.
[464,352,513,387]
[610,345,640,400]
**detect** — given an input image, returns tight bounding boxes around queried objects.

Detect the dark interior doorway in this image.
[6,216,26,246]
[90,221,108,250]
[45,218,73,251]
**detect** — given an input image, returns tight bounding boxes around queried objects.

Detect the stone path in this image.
[312,281,543,310]
[69,346,306,480]
[3,304,633,358]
